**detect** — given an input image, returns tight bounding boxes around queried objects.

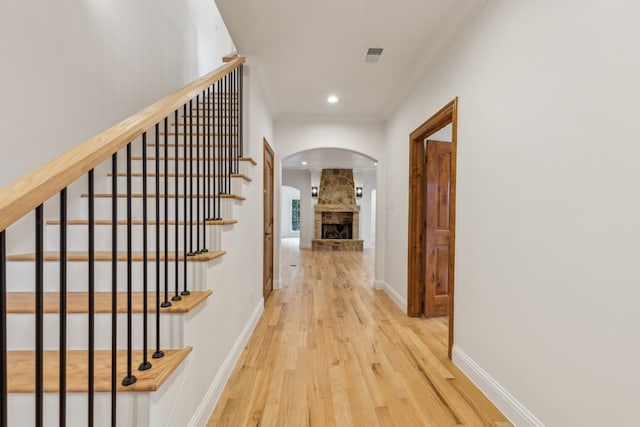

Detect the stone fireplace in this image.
[312,169,364,251]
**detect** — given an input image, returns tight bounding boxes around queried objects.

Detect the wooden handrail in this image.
[0,57,245,233]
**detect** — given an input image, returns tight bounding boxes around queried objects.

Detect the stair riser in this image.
[148,133,240,144]
[128,158,250,176]
[5,260,212,293]
[80,197,235,221]
[7,312,185,350]
[45,224,224,253]
[106,175,243,196]
[145,143,240,155]
[170,125,239,131]
[8,393,150,427]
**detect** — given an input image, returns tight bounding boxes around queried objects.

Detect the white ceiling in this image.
[281,148,377,172]
[215,0,485,118]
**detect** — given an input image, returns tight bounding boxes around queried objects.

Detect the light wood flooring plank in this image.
[208,238,512,426]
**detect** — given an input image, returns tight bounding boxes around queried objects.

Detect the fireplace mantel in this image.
[314,204,360,213]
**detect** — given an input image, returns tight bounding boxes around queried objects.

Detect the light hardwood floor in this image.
[208,239,511,426]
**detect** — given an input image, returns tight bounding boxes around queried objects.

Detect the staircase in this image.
[0,57,258,426]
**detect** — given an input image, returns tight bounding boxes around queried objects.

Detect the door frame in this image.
[407,98,458,358]
[263,138,275,302]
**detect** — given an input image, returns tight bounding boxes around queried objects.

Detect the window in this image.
[291,199,300,231]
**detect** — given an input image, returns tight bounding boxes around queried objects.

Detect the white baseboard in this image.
[452,346,545,427]
[299,243,312,249]
[273,279,282,290]
[187,299,264,427]
[381,281,407,312]
[373,279,385,290]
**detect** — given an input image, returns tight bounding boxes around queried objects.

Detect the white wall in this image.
[280,185,301,238]
[274,118,386,282]
[282,170,312,246]
[0,0,234,188]
[384,1,640,426]
[354,170,376,249]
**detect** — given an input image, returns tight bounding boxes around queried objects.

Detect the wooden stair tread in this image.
[80,193,245,201]
[6,250,226,262]
[159,132,238,136]
[131,156,256,165]
[171,123,238,127]
[182,115,234,118]
[7,348,192,393]
[108,172,251,182]
[47,219,238,226]
[6,290,212,314]
[145,143,240,147]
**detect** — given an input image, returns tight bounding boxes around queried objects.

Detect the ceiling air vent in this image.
[363,47,384,64]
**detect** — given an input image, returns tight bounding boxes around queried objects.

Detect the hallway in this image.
[208,239,511,426]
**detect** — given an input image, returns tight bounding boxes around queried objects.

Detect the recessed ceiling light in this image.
[302,161,308,165]
[374,162,378,166]
[327,95,339,104]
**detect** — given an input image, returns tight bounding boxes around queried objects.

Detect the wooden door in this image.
[263,139,274,302]
[424,140,453,316]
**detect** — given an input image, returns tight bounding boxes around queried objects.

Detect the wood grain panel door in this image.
[263,139,274,302]
[424,140,453,316]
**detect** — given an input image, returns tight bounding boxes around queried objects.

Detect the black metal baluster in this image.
[218,79,223,222]
[219,78,223,196]
[122,143,137,386]
[218,77,223,197]
[181,99,191,301]
[224,74,228,195]
[213,82,217,218]
[140,133,151,371]
[159,124,171,311]
[171,108,180,306]
[232,70,236,175]
[209,83,214,221]
[164,117,170,304]
[211,82,217,221]
[59,188,67,427]
[0,230,7,427]
[201,90,208,253]
[35,204,44,427]
[151,120,166,359]
[206,87,210,223]
[228,73,233,192]
[240,65,244,158]
[196,93,202,254]
[110,153,118,425]
[181,102,188,300]
[88,170,95,426]
[234,69,238,175]
[188,99,195,257]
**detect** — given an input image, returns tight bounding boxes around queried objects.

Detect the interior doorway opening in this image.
[407,98,458,358]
